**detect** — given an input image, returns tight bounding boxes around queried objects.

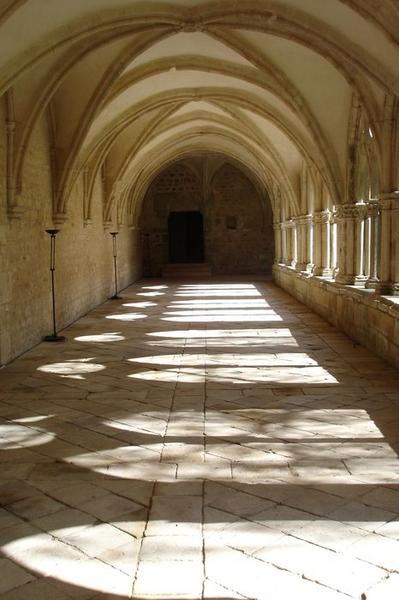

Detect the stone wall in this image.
[273,265,399,370]
[207,163,273,274]
[141,156,274,276]
[0,110,141,366]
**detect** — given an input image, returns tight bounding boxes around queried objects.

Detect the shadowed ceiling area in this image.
[2,0,399,225]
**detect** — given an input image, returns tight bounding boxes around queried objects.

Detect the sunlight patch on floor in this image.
[128,353,317,367]
[105,313,147,321]
[168,299,271,308]
[123,301,158,308]
[74,332,125,342]
[147,328,294,338]
[174,290,262,297]
[0,423,54,448]
[161,313,283,322]
[129,366,338,385]
[37,359,106,376]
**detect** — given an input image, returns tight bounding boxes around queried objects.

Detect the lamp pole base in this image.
[44,334,66,342]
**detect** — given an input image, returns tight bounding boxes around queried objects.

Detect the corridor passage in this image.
[1,280,399,599]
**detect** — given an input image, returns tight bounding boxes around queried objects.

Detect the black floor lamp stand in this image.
[110,231,121,299]
[44,229,66,342]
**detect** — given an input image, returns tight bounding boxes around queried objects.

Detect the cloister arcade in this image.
[1,3,399,599]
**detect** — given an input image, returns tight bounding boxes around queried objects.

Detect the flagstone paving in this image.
[0,279,399,599]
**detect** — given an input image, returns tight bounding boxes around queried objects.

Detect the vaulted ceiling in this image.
[2,0,398,221]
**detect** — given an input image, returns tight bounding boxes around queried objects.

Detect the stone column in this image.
[330,215,338,276]
[376,193,399,295]
[293,215,313,272]
[305,214,314,272]
[313,210,331,276]
[285,221,291,266]
[273,223,282,264]
[365,200,380,289]
[335,203,367,285]
[354,206,366,280]
[364,209,371,280]
[292,217,304,271]
[285,220,296,268]
[281,222,288,265]
[292,223,298,268]
[286,219,298,268]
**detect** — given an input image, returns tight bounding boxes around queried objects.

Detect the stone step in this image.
[162,262,212,278]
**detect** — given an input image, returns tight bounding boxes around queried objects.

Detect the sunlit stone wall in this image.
[274,265,399,370]
[0,110,141,366]
[141,156,274,276]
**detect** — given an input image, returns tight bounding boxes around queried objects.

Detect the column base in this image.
[335,274,352,284]
[284,260,295,268]
[312,267,332,277]
[365,277,379,290]
[353,275,368,286]
[295,262,308,272]
[375,281,399,296]
[335,274,367,286]
[306,263,314,273]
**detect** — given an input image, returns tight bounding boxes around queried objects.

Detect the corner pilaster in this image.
[375,192,399,295]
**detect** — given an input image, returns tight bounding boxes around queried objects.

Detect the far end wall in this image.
[140,156,274,276]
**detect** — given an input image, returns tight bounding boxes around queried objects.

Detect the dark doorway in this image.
[168,211,204,263]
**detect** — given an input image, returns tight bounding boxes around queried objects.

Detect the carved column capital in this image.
[335,203,367,221]
[377,191,399,211]
[367,199,380,218]
[313,209,331,224]
[283,219,295,229]
[293,214,313,226]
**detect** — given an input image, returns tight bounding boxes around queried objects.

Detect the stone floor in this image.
[1,279,399,599]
